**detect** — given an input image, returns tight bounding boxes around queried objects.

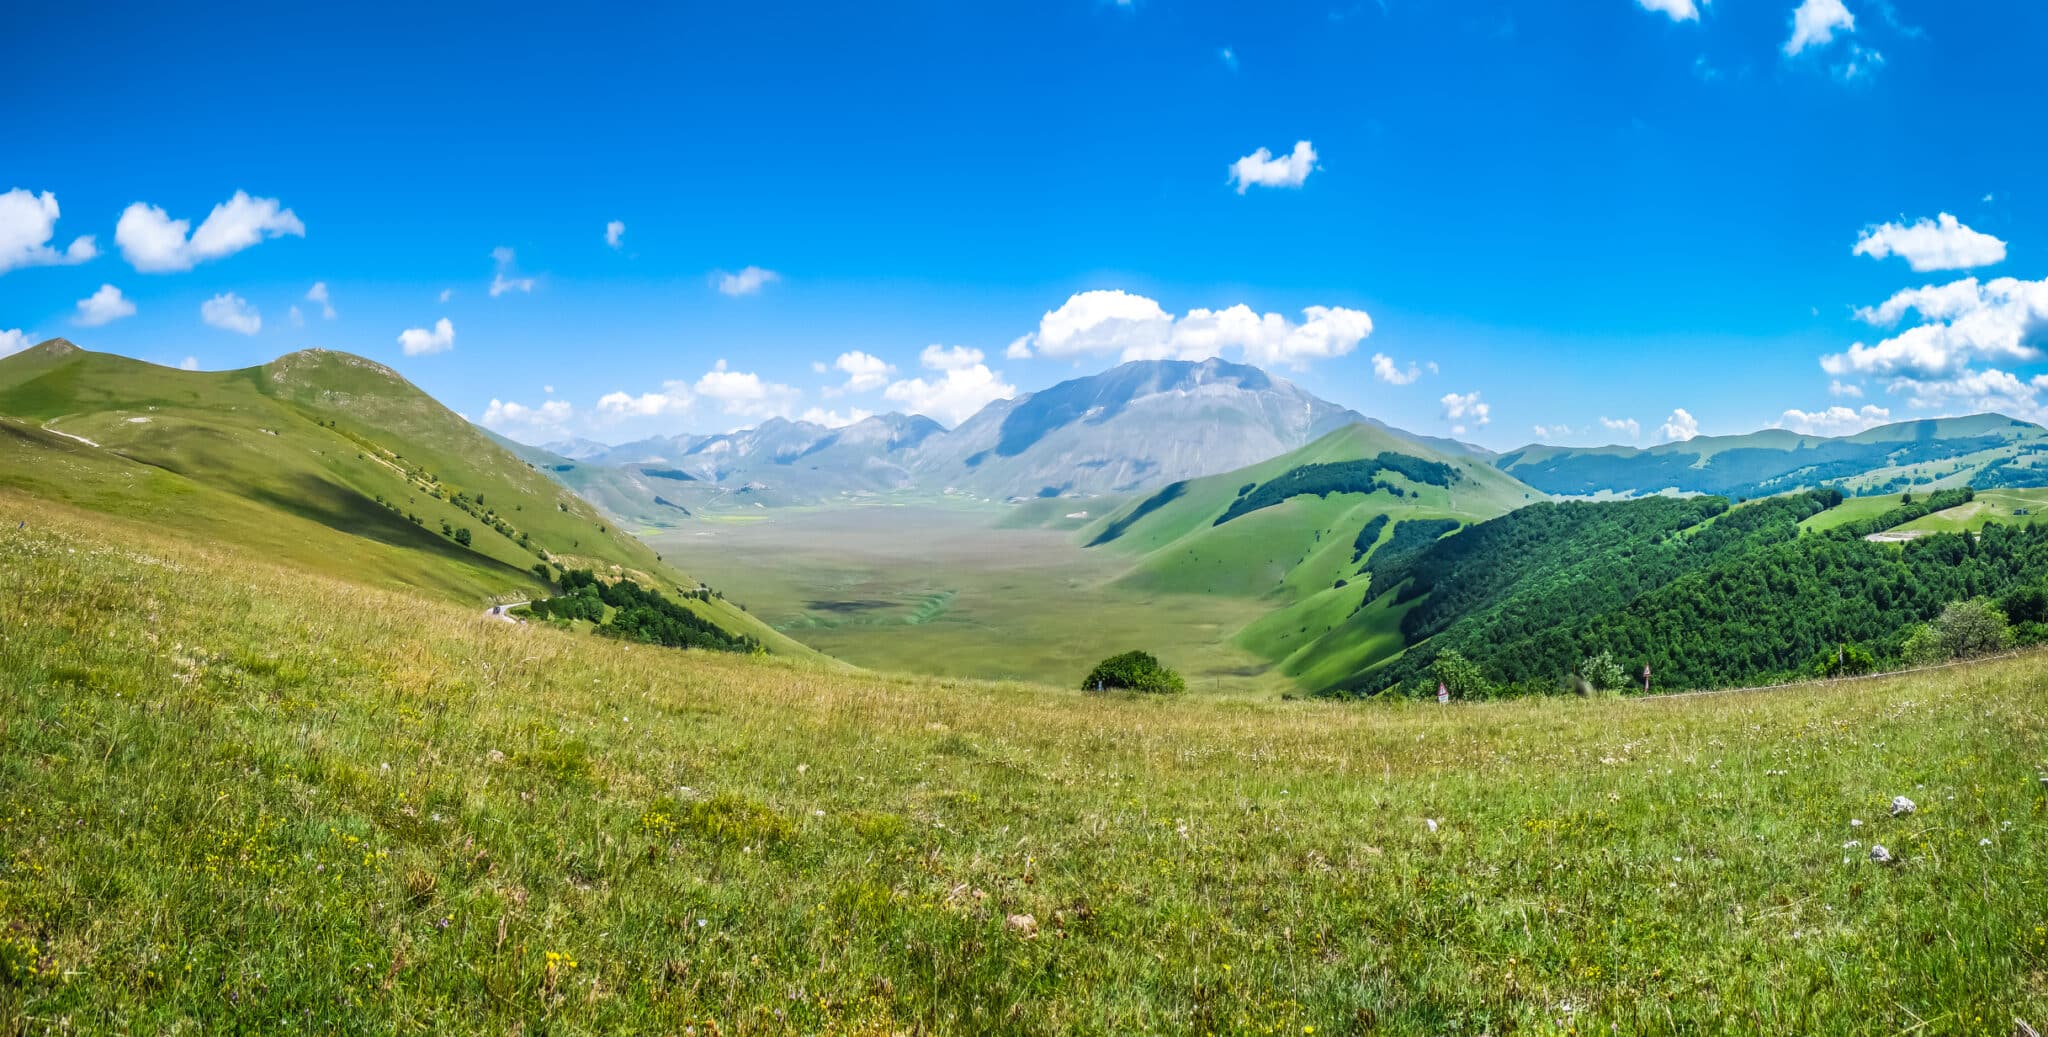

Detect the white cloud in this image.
[1853,214,2005,272]
[1822,275,2048,378]
[397,318,455,356]
[1658,407,1701,442]
[1784,0,1854,56]
[1032,289,1174,359]
[1834,43,1884,82]
[828,350,896,393]
[1776,404,1893,436]
[884,363,1015,427]
[74,284,135,327]
[1440,391,1491,435]
[438,288,453,303]
[695,359,800,419]
[0,189,97,274]
[0,329,33,358]
[1531,423,1577,441]
[1881,368,2048,423]
[605,220,625,249]
[200,293,261,336]
[1371,352,1425,385]
[488,247,535,297]
[1022,290,1372,369]
[116,191,303,273]
[714,266,780,296]
[1004,335,1034,360]
[483,398,575,437]
[1636,0,1701,22]
[597,384,693,419]
[919,344,985,371]
[801,406,874,428]
[1829,380,1863,398]
[1600,416,1642,440]
[1218,46,1239,71]
[306,281,336,319]
[1229,140,1318,194]
[179,356,199,371]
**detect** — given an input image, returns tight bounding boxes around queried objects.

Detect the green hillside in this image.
[3,491,2043,1033]
[1079,423,1542,682]
[1498,414,2048,498]
[1341,486,2048,696]
[0,339,807,656]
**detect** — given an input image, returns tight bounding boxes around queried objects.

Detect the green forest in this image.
[1214,452,1462,525]
[522,570,762,654]
[1336,487,2048,697]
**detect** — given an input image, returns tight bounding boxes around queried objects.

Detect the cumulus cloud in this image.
[1853,214,2005,272]
[1005,335,1034,360]
[1600,416,1642,440]
[0,189,97,274]
[0,329,33,358]
[1531,423,1577,441]
[1229,140,1318,193]
[488,247,536,296]
[1784,0,1853,56]
[884,363,1015,428]
[1658,407,1701,442]
[117,191,303,273]
[482,398,574,437]
[826,350,896,393]
[306,281,336,319]
[1021,290,1372,370]
[1881,368,2048,423]
[200,293,261,336]
[398,318,455,356]
[596,384,693,420]
[1829,380,1863,398]
[179,356,199,371]
[1440,391,1491,435]
[695,359,800,419]
[1371,353,1425,385]
[919,344,985,371]
[1821,275,2048,378]
[1776,404,1893,436]
[714,266,780,296]
[801,406,875,428]
[74,284,135,327]
[1636,0,1701,22]
[605,220,625,248]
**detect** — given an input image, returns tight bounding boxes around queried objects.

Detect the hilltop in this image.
[0,339,805,655]
[1498,414,2048,498]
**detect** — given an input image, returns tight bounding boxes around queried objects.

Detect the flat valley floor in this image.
[652,504,1281,690]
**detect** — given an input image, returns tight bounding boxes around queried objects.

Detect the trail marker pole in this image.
[1642,665,1651,695]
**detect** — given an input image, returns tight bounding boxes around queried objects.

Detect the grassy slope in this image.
[1082,424,1540,682]
[1898,488,2048,534]
[0,340,807,657]
[1,492,2044,1034]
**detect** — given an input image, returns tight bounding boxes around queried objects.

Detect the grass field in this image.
[651,504,1279,690]
[3,489,2045,1034]
[1898,489,2048,534]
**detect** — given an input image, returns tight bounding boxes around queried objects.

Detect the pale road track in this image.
[484,601,529,623]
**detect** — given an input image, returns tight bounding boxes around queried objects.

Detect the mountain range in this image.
[518,356,2048,528]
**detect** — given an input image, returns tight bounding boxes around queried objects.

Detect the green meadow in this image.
[3,491,2045,1034]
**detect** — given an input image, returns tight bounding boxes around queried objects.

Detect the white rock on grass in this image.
[1868,845,1894,864]
[1890,796,1915,817]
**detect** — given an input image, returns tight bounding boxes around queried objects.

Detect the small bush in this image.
[1082,650,1186,694]
[1579,651,1627,694]
[1903,598,2013,664]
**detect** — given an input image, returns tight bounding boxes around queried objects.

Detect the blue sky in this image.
[4,0,2046,450]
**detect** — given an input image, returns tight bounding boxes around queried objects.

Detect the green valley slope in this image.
[0,339,807,656]
[1080,423,1543,686]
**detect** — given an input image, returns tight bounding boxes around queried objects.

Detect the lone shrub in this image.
[1903,598,2013,664]
[1082,651,1186,694]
